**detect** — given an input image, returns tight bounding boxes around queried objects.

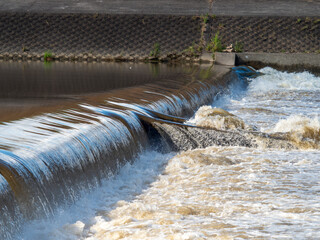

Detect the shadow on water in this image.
[0,61,233,239]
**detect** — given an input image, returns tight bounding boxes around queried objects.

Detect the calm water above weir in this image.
[1,62,319,239]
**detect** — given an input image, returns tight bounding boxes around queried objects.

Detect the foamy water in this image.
[18,151,174,240]
[86,147,320,239]
[187,106,253,131]
[20,67,320,239]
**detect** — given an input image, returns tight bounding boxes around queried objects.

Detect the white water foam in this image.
[187,106,253,131]
[213,68,320,131]
[249,67,320,91]
[272,115,320,133]
[79,147,320,239]
[18,151,173,240]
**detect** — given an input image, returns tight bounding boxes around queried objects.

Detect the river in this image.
[1,63,319,239]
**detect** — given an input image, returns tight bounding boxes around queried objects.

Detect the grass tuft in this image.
[206,32,224,53]
[44,51,53,62]
[202,13,209,24]
[234,41,243,52]
[150,43,160,58]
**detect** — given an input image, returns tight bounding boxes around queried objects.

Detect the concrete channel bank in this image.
[0,0,319,68]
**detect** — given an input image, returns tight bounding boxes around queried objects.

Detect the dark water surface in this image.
[0,62,195,122]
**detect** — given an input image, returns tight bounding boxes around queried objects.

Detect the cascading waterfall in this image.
[0,63,234,239]
[72,67,320,240]
[0,107,148,237]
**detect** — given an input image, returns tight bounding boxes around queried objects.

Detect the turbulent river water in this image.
[1,63,320,239]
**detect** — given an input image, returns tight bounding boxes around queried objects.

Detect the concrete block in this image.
[215,52,236,66]
[200,52,214,62]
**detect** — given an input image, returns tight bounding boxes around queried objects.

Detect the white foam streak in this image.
[251,67,320,91]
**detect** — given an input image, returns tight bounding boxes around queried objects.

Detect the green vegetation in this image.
[44,51,53,62]
[202,13,209,24]
[150,43,160,58]
[184,42,197,57]
[234,41,243,52]
[311,25,318,31]
[184,41,205,58]
[313,19,320,24]
[296,18,301,23]
[218,23,224,29]
[206,32,224,53]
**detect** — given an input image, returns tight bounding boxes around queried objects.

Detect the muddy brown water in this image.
[0,62,197,122]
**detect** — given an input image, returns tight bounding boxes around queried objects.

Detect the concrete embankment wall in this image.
[205,16,319,53]
[0,13,202,61]
[0,13,319,62]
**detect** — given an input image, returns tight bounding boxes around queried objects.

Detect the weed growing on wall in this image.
[206,32,224,53]
[234,41,243,52]
[44,51,53,62]
[150,43,160,58]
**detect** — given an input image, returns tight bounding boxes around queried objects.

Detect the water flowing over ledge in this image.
[78,67,320,240]
[0,62,234,239]
[17,66,320,240]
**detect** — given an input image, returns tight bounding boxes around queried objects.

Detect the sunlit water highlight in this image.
[20,67,320,239]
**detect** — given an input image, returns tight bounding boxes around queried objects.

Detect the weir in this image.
[2,62,313,239]
[0,0,318,238]
[0,62,234,239]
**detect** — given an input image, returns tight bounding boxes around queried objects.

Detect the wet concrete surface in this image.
[0,0,319,16]
[236,53,320,74]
